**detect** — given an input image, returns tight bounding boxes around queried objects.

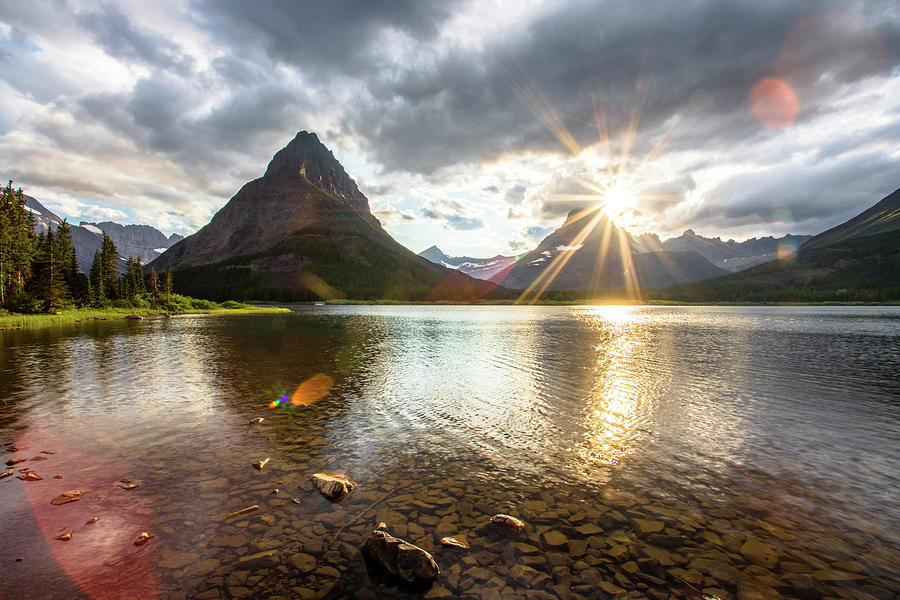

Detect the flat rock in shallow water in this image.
[440,536,469,549]
[310,473,354,501]
[485,514,526,540]
[50,490,83,505]
[741,538,779,569]
[360,529,440,584]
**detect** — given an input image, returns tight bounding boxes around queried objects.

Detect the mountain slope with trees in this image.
[655,189,900,302]
[150,132,497,301]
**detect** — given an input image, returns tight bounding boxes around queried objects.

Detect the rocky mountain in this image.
[80,221,183,265]
[491,209,728,292]
[634,229,812,272]
[799,187,900,252]
[658,188,900,302]
[418,246,517,281]
[24,196,181,273]
[148,131,496,301]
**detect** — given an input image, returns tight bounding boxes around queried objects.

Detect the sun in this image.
[603,183,635,217]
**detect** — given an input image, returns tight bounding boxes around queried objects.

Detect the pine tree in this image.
[99,232,119,299]
[163,265,173,304]
[30,224,66,311]
[89,249,105,305]
[122,256,145,300]
[0,181,36,305]
[149,267,159,296]
[54,220,78,298]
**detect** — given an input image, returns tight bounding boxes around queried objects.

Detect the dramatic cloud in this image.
[373,204,417,227]
[421,197,485,231]
[0,0,898,254]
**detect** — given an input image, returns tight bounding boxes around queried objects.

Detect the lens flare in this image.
[290,374,333,406]
[268,394,289,409]
[750,77,799,130]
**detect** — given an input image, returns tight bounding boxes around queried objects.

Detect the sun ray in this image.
[515,208,606,304]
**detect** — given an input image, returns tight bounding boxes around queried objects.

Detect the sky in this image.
[1,1,898,258]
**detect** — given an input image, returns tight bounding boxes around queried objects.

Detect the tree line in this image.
[0,181,173,313]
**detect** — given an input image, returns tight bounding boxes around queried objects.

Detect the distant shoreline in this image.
[0,306,291,330]
[251,299,900,307]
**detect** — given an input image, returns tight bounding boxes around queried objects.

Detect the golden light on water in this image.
[575,307,650,473]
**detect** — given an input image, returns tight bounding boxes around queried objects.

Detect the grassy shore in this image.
[0,305,290,330]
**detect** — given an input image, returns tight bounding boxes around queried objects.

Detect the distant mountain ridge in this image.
[634,229,812,272]
[80,221,183,265]
[491,210,728,291]
[657,187,900,302]
[24,195,181,273]
[149,131,497,301]
[418,246,517,280]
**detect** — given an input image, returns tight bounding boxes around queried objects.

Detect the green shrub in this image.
[189,298,218,310]
[221,300,246,309]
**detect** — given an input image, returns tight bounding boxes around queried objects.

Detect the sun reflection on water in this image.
[574,306,652,476]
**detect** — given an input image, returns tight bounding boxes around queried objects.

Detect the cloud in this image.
[194,0,460,77]
[420,197,485,231]
[0,0,899,248]
[504,184,527,205]
[76,5,194,74]
[507,223,555,253]
[373,204,417,227]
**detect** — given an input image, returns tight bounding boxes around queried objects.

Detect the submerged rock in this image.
[440,537,469,549]
[133,532,154,546]
[310,473,354,501]
[50,490,83,505]
[741,538,779,569]
[485,514,527,539]
[360,528,440,584]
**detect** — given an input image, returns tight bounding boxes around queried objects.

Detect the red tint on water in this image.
[15,426,159,600]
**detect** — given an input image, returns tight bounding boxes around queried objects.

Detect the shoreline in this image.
[251,299,900,307]
[0,306,291,330]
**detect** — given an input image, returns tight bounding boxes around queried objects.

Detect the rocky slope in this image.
[418,246,517,281]
[149,132,496,301]
[799,187,900,252]
[80,221,183,265]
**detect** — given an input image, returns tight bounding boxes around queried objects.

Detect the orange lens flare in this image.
[750,77,799,130]
[290,374,333,406]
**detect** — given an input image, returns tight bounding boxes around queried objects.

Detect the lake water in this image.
[1,306,898,600]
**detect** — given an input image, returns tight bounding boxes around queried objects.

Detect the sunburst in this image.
[508,72,673,303]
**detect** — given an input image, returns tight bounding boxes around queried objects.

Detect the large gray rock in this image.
[359,529,440,584]
[310,473,355,501]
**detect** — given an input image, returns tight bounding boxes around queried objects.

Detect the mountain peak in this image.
[263,130,369,211]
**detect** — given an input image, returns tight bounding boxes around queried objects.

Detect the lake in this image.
[1,305,898,600]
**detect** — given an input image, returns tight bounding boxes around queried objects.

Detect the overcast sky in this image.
[1,1,898,256]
